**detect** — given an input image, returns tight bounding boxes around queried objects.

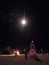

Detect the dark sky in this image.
[0,0,49,50]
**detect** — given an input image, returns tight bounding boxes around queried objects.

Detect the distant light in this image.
[32,41,34,43]
[16,51,20,56]
[21,18,27,26]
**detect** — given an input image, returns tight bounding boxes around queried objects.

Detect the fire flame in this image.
[16,51,20,56]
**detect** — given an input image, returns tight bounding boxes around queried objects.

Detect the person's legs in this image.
[25,54,28,59]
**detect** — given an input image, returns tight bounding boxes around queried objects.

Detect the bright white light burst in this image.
[21,18,26,25]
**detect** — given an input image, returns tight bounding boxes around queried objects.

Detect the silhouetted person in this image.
[24,47,28,59]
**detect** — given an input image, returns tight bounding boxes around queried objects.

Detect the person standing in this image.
[27,41,42,62]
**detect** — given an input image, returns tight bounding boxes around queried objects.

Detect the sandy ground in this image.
[0,54,49,65]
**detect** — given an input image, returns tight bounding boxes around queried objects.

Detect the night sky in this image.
[0,0,49,50]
